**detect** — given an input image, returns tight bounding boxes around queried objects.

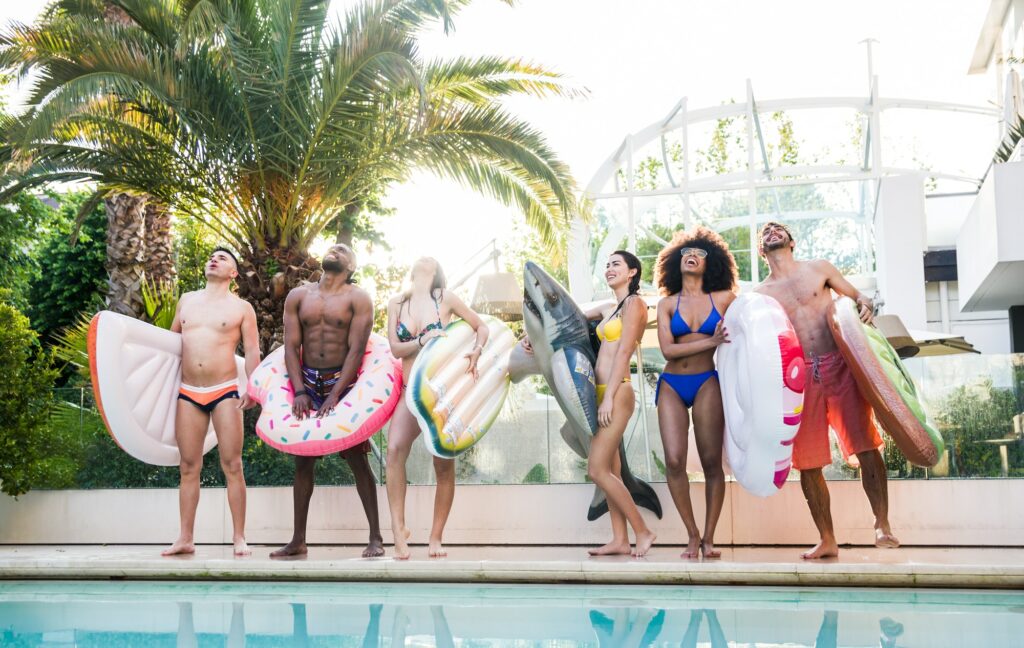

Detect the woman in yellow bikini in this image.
[584,250,657,557]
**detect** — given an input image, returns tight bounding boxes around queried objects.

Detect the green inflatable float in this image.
[828,297,944,467]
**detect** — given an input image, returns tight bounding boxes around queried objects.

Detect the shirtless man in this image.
[164,247,261,557]
[270,243,383,558]
[755,221,899,559]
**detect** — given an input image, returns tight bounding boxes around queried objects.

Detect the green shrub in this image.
[522,462,549,484]
[28,194,107,342]
[0,296,60,497]
[0,192,54,310]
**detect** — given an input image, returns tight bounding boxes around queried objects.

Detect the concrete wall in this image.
[957,160,1024,312]
[875,175,929,330]
[2,480,1022,547]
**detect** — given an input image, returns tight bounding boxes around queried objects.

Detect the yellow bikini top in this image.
[596,316,622,343]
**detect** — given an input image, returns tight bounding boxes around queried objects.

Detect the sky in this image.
[0,0,998,287]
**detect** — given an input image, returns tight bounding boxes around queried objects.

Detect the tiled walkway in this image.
[2,545,1023,588]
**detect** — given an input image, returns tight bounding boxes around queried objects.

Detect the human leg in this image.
[270,455,317,558]
[385,399,419,559]
[799,468,839,559]
[342,444,384,557]
[589,449,631,556]
[429,455,455,557]
[691,376,726,559]
[210,398,249,555]
[163,400,209,556]
[656,377,700,558]
[588,387,655,557]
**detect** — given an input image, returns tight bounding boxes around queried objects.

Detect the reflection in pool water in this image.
[0,581,1021,647]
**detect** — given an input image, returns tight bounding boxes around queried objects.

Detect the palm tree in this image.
[0,0,581,350]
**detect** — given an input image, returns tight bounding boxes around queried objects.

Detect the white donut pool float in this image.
[717,293,805,497]
[88,311,245,466]
[247,334,402,456]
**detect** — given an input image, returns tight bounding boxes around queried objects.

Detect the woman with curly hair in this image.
[654,227,738,559]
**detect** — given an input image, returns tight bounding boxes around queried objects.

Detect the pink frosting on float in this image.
[247,334,402,457]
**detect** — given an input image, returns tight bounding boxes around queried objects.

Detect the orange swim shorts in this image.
[791,351,884,471]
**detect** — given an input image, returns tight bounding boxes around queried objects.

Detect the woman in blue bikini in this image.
[386,257,489,560]
[654,227,738,559]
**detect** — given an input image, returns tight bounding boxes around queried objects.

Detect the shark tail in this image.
[586,445,663,521]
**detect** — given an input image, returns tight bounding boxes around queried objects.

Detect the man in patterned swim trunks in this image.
[270,243,383,558]
[755,221,898,559]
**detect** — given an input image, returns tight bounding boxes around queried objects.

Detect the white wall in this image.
[875,175,929,329]
[2,480,1022,547]
[925,281,1010,353]
[957,160,1024,312]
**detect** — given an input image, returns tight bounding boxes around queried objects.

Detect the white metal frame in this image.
[574,78,1000,299]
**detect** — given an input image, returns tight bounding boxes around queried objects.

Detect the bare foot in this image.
[362,536,385,558]
[393,527,411,560]
[161,538,195,556]
[270,539,307,558]
[588,539,631,556]
[700,539,721,559]
[680,536,701,559]
[428,539,447,558]
[632,530,656,558]
[233,539,251,557]
[801,539,839,559]
[875,528,900,549]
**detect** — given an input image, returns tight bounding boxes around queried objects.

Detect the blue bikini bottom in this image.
[655,370,718,409]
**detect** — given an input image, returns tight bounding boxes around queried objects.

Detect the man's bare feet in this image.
[801,539,839,559]
[233,539,251,557]
[588,539,631,556]
[680,536,701,559]
[393,527,411,560]
[874,528,900,549]
[362,536,385,558]
[270,539,308,558]
[161,538,195,556]
[633,530,656,558]
[700,539,721,559]
[428,539,447,558]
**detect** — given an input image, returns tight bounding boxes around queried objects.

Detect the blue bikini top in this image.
[670,293,721,337]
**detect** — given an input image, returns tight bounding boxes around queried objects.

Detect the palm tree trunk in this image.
[336,202,359,246]
[234,245,318,353]
[103,193,146,317]
[143,201,176,284]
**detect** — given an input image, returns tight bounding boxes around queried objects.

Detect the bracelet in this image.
[418,334,425,347]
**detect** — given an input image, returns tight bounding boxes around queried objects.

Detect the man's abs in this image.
[179,308,243,385]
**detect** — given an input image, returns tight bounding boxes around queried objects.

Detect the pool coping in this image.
[3,548,1023,589]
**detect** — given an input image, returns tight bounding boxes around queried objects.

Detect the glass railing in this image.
[45,353,1024,489]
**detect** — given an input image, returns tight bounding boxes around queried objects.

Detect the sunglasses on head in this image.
[680,247,708,259]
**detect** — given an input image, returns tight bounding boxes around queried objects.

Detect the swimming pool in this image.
[1,581,1021,646]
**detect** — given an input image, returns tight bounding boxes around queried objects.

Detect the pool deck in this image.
[1,545,1023,589]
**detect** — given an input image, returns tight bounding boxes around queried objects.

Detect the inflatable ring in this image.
[247,333,402,456]
[717,293,805,497]
[828,297,944,467]
[408,316,517,458]
[88,310,245,466]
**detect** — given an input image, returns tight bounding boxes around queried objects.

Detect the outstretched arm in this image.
[317,290,374,417]
[820,260,873,323]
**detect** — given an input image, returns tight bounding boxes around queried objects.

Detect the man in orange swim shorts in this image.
[755,221,898,559]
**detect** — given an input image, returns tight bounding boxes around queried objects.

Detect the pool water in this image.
[0,581,1021,647]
